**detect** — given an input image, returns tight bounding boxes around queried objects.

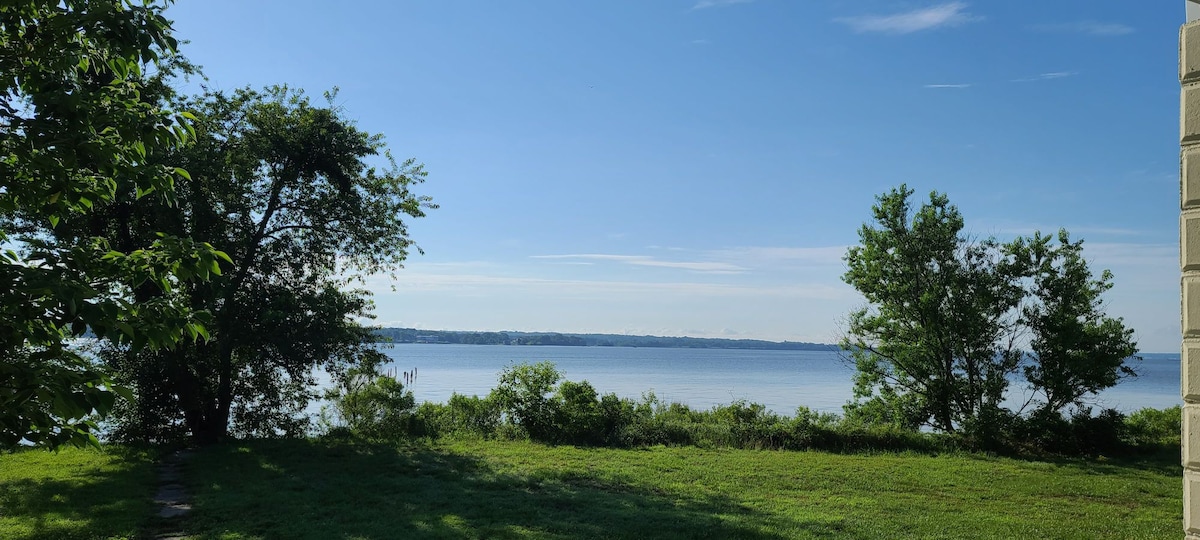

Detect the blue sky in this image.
[167,1,1181,351]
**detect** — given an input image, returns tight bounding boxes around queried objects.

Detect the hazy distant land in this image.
[374,328,837,351]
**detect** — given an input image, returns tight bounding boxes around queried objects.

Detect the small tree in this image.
[1008,230,1138,416]
[842,186,1137,434]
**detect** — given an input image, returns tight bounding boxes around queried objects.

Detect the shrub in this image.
[489,362,562,441]
[547,380,604,445]
[319,364,415,440]
[1124,406,1181,449]
[1000,407,1129,456]
[319,360,1172,459]
[409,394,503,439]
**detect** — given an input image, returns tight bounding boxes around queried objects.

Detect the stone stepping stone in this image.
[154,484,190,505]
[153,448,197,522]
[157,503,192,519]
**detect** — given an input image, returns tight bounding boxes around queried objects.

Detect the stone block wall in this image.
[1182,20,1200,540]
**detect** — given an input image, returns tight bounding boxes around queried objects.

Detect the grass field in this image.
[0,447,155,540]
[180,439,1182,540]
[0,440,1183,539]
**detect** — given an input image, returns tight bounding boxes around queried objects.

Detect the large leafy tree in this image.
[0,0,225,449]
[842,186,1022,432]
[841,186,1136,433]
[98,87,435,444]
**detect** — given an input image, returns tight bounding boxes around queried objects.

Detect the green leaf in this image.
[111,384,135,403]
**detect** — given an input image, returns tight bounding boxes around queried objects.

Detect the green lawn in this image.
[0,447,156,540]
[0,440,1182,539]
[179,439,1182,540]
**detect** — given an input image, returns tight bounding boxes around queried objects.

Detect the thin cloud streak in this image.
[1080,243,1177,268]
[981,224,1146,237]
[1011,71,1078,83]
[708,246,848,266]
[1031,21,1134,36]
[924,83,971,89]
[691,0,752,10]
[835,2,980,35]
[532,254,747,274]
[377,271,852,300]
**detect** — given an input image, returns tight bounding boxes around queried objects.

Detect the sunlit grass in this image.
[0,447,155,540]
[181,439,1181,539]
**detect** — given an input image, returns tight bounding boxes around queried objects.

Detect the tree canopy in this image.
[841,186,1137,435]
[0,0,226,449]
[98,87,435,444]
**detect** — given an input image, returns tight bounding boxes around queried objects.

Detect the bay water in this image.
[379,344,1181,416]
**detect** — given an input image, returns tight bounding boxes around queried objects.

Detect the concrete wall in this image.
[1183,20,1200,540]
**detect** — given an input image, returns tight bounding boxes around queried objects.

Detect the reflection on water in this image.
[375,345,1181,416]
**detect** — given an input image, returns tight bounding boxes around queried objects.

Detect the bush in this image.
[1124,406,1181,449]
[317,361,1177,459]
[1068,408,1127,455]
[999,407,1129,456]
[597,392,642,444]
[319,364,415,440]
[553,380,602,445]
[409,394,502,439]
[489,361,562,441]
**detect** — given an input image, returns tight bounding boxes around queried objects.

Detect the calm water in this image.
[379,344,1182,415]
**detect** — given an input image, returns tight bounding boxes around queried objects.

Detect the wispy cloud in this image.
[376,271,850,300]
[1011,71,1078,83]
[691,0,752,10]
[532,254,747,274]
[924,83,972,89]
[1082,243,1177,269]
[707,246,848,266]
[835,2,981,35]
[974,221,1148,238]
[1031,21,1134,37]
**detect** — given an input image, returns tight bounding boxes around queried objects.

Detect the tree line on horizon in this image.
[373,328,837,350]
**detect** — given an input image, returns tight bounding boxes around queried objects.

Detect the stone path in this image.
[152,449,195,539]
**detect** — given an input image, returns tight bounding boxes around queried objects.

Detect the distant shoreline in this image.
[373,327,839,352]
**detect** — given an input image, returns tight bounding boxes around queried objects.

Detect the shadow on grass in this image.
[0,448,155,540]
[181,439,816,540]
[955,445,1182,478]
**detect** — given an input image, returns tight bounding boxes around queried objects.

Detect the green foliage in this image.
[552,380,601,444]
[318,360,1177,458]
[842,186,1138,438]
[488,361,563,441]
[97,85,434,444]
[842,186,1021,433]
[320,364,415,440]
[0,0,226,450]
[1008,230,1139,416]
[410,394,503,439]
[1124,406,1181,448]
